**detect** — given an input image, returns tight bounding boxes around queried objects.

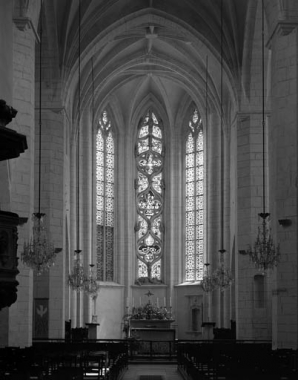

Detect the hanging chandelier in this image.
[22,213,56,275]
[21,2,57,275]
[84,264,100,298]
[248,213,280,274]
[201,263,216,293]
[246,0,280,273]
[68,250,87,292]
[212,250,233,292]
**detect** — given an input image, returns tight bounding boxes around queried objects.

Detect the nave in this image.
[1,0,298,359]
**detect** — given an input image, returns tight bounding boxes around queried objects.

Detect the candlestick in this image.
[93,296,96,316]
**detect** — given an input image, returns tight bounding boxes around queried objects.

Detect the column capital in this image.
[13,16,40,42]
[267,20,298,49]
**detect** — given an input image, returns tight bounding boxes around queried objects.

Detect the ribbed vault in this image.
[41,0,282,133]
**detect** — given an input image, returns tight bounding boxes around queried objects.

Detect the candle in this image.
[157,297,159,308]
[126,297,128,307]
[132,297,134,307]
[164,297,166,307]
[170,297,172,307]
[139,296,142,306]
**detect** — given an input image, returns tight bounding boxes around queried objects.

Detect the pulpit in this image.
[0,100,27,310]
[0,211,20,310]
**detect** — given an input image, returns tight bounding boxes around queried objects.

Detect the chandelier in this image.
[84,264,100,298]
[22,213,56,275]
[68,250,87,292]
[248,213,280,274]
[201,263,216,293]
[246,0,280,272]
[21,2,57,275]
[212,250,233,292]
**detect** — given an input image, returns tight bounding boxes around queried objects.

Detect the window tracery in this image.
[135,110,164,282]
[96,110,114,281]
[185,109,204,281]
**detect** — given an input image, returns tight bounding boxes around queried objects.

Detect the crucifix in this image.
[145,290,154,303]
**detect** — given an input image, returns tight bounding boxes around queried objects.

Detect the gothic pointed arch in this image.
[130,93,169,138]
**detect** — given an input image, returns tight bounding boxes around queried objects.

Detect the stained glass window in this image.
[96,110,114,281]
[136,110,164,282]
[185,109,204,281]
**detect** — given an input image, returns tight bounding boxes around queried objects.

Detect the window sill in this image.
[131,283,168,288]
[98,281,124,288]
[175,282,202,287]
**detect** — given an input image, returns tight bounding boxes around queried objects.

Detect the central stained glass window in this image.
[135,110,164,281]
[185,109,204,281]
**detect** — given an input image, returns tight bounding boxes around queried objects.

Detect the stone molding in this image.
[13,16,40,42]
[236,111,271,123]
[267,20,298,48]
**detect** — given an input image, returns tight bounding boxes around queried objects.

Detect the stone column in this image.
[237,114,255,340]
[0,1,17,220]
[81,108,93,325]
[269,22,298,349]
[0,0,13,102]
[43,106,65,339]
[236,112,273,341]
[207,112,221,327]
[5,1,41,347]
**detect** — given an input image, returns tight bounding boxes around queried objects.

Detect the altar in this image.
[130,318,174,330]
[130,327,175,341]
[126,296,175,356]
[130,319,175,341]
[129,319,175,356]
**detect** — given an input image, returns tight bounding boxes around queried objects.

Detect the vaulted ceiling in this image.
[42,0,268,125]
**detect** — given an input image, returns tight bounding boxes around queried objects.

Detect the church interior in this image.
[0,0,298,379]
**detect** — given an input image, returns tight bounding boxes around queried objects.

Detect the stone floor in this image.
[120,364,184,380]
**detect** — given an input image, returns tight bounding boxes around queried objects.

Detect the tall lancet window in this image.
[135,110,164,282]
[185,109,204,282]
[96,110,114,281]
